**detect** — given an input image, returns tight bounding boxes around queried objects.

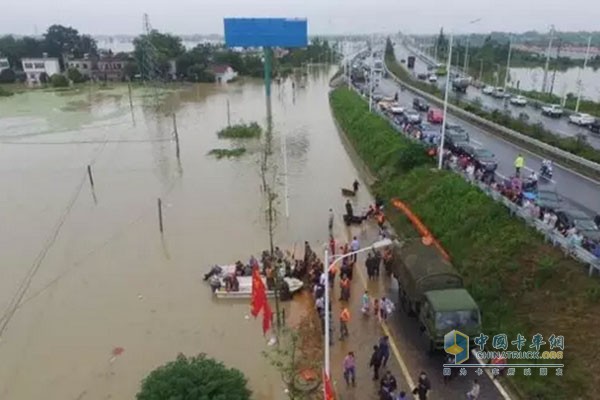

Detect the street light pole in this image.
[463,37,470,76]
[575,35,592,113]
[504,35,513,91]
[437,33,453,170]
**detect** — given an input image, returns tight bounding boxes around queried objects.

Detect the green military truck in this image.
[392,240,482,352]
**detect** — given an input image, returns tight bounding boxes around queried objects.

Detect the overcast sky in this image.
[1,0,597,36]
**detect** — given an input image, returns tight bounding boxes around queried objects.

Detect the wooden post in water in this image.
[172,113,180,161]
[226,99,231,127]
[87,165,94,188]
[128,82,135,125]
[157,198,164,233]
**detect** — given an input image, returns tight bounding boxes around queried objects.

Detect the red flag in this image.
[323,369,335,400]
[262,300,273,334]
[250,266,266,317]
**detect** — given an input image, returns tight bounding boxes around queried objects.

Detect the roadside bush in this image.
[50,74,69,88]
[0,68,16,83]
[0,86,14,97]
[67,67,86,83]
[217,122,261,139]
[330,86,600,400]
[137,353,251,400]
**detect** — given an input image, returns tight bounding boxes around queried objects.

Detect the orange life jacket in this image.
[340,308,351,322]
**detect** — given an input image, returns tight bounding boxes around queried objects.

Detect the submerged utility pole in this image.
[504,35,513,91]
[549,38,562,96]
[542,26,555,93]
[575,35,592,113]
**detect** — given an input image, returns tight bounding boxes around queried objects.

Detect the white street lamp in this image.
[575,35,592,113]
[437,18,482,170]
[323,237,393,377]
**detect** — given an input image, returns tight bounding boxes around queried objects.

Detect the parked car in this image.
[418,122,439,138]
[568,112,595,126]
[458,144,498,171]
[541,104,564,118]
[427,108,444,124]
[417,73,428,80]
[590,119,600,133]
[492,87,506,98]
[445,125,470,152]
[413,98,430,112]
[428,74,438,83]
[482,86,494,95]
[555,209,600,244]
[404,110,422,124]
[390,103,405,115]
[536,186,562,212]
[509,95,528,106]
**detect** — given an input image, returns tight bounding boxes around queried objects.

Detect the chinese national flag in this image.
[323,369,335,400]
[250,265,272,334]
[262,301,273,334]
[250,266,266,317]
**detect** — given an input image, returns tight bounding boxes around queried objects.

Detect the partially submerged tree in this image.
[136,353,251,400]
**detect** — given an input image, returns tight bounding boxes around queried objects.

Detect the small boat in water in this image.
[214,276,304,299]
[205,264,304,299]
[341,188,356,196]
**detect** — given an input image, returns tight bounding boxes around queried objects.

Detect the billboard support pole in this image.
[264,47,272,98]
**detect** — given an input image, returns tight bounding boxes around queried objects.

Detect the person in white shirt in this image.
[466,379,480,399]
[350,237,360,263]
[320,271,326,287]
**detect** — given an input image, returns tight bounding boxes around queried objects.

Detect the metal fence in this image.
[348,84,600,276]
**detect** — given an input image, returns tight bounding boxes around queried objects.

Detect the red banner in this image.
[323,369,335,400]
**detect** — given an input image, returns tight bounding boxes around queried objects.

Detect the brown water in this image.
[0,68,375,400]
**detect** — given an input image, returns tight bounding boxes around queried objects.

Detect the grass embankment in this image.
[330,87,600,400]
[0,86,14,96]
[217,122,262,139]
[384,44,600,169]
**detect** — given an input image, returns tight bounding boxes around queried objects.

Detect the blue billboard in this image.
[224,18,308,48]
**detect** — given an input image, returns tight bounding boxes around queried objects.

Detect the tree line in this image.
[1,24,338,85]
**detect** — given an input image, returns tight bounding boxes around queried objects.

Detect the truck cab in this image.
[419,288,482,352]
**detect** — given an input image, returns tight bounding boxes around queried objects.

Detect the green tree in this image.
[50,73,69,87]
[44,25,81,57]
[0,68,16,83]
[134,30,186,79]
[66,67,85,83]
[39,72,49,84]
[136,353,251,400]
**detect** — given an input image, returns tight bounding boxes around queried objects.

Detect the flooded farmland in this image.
[0,68,374,400]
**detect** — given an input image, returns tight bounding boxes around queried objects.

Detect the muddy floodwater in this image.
[0,68,373,399]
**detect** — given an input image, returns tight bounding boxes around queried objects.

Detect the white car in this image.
[482,86,494,95]
[510,95,528,106]
[569,113,595,126]
[428,74,438,83]
[390,103,405,114]
[492,87,506,98]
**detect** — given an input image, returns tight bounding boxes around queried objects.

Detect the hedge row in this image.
[330,87,600,400]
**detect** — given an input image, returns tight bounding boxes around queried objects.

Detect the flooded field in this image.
[0,68,374,399]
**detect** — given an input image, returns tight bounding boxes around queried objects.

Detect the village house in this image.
[65,55,97,78]
[211,64,238,83]
[0,57,10,73]
[21,54,60,85]
[95,57,126,81]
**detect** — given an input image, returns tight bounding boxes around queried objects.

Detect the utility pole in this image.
[541,26,555,93]
[549,38,562,96]
[575,35,592,112]
[504,35,513,91]
[463,37,470,76]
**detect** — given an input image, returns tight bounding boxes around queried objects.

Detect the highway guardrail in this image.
[383,63,600,179]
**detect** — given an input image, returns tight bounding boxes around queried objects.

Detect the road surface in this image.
[371,63,600,215]
[393,43,600,150]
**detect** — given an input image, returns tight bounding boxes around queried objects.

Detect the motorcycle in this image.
[540,164,553,180]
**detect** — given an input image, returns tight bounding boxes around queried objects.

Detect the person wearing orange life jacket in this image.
[339,307,351,340]
[339,274,351,301]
